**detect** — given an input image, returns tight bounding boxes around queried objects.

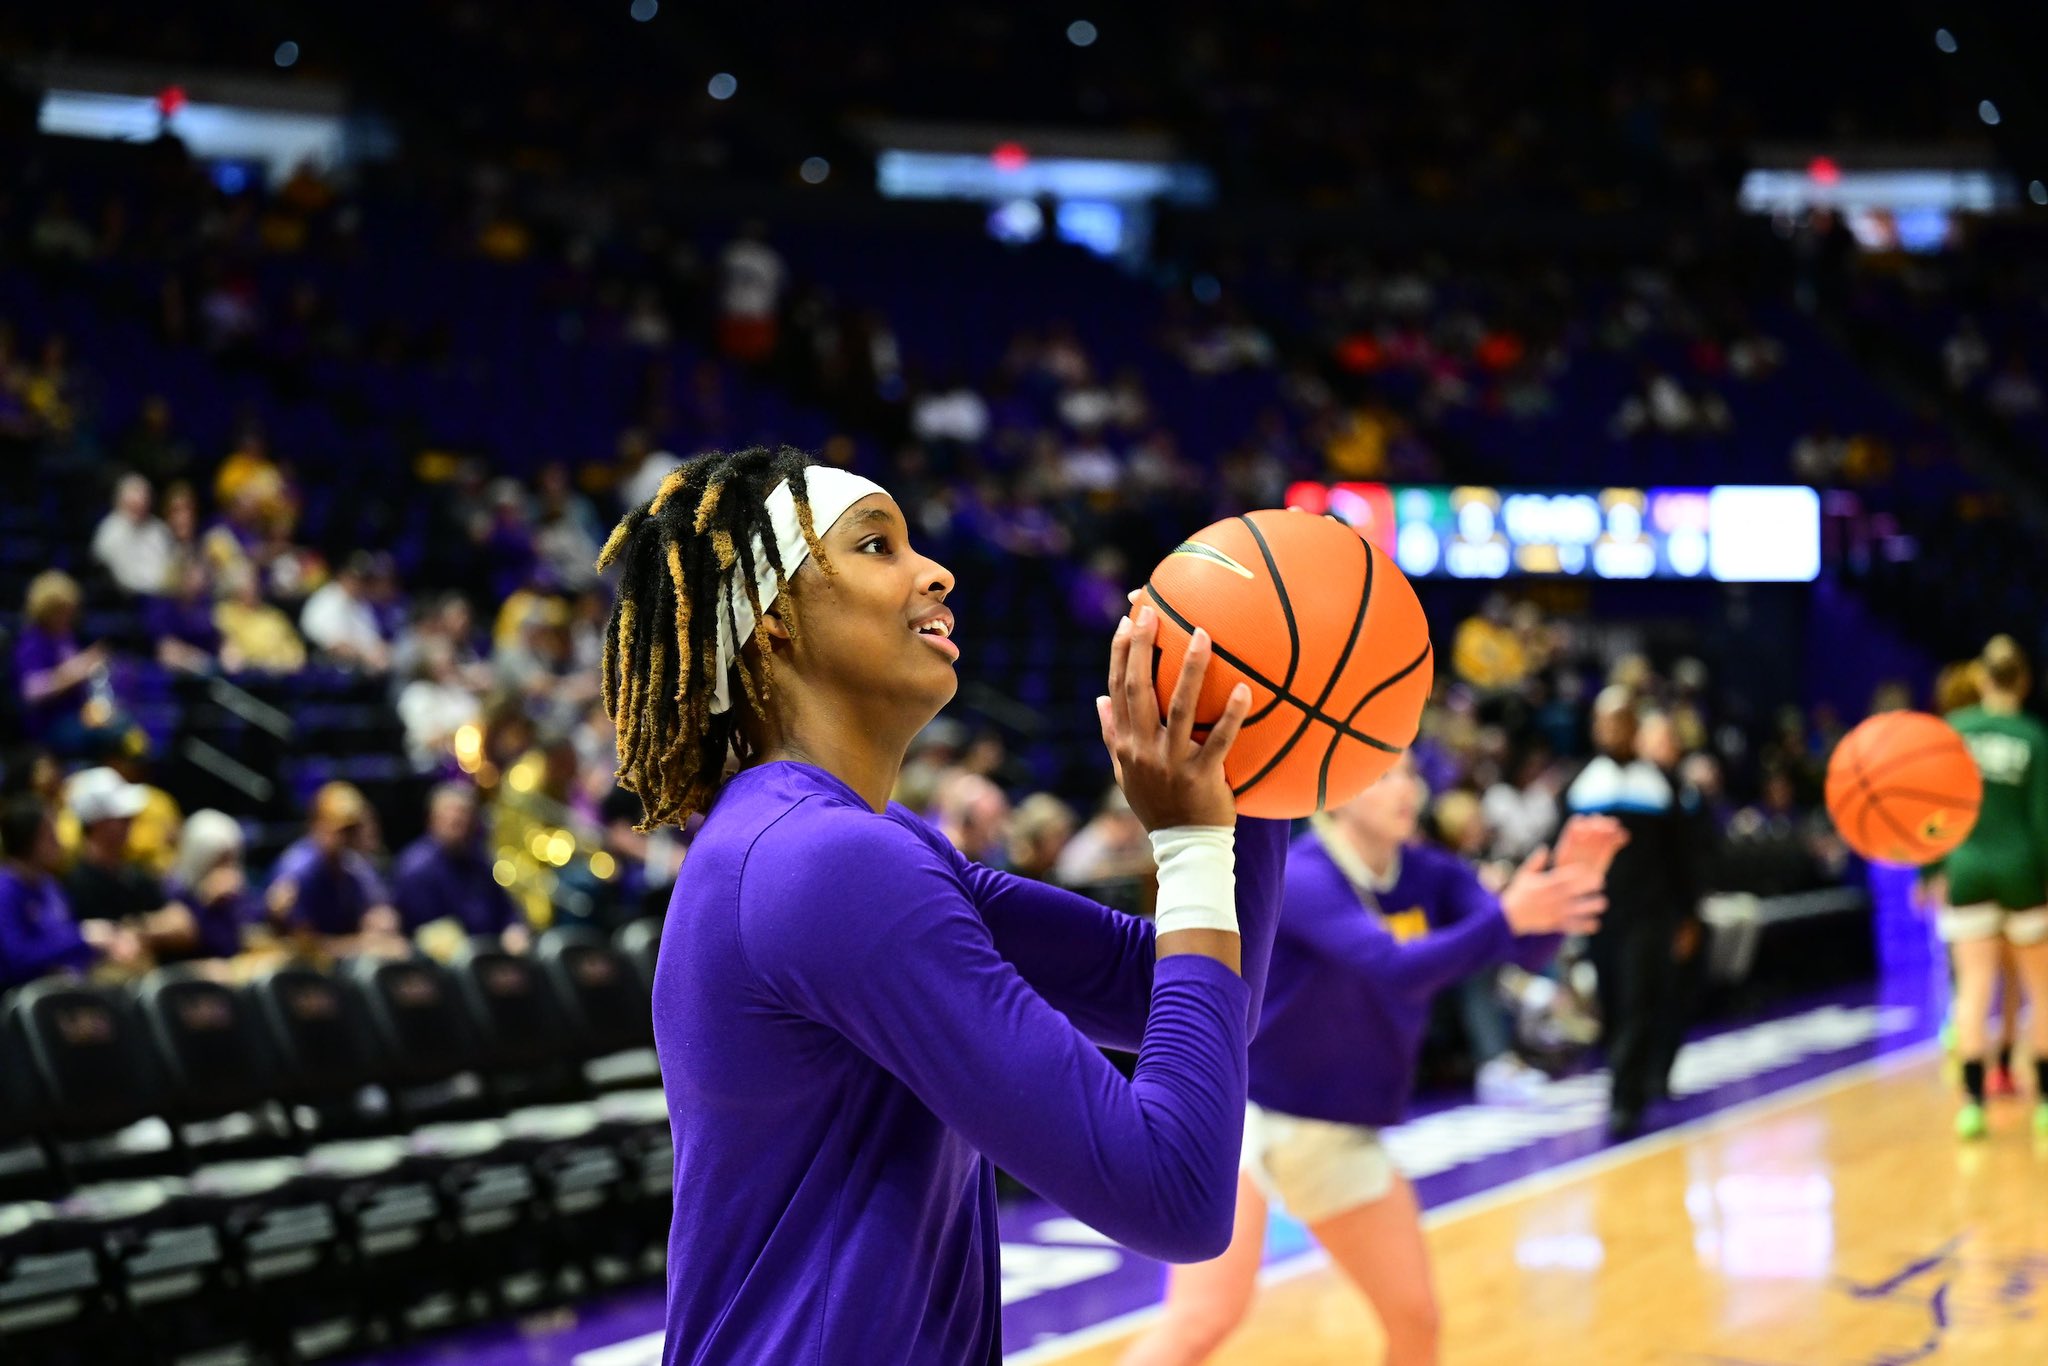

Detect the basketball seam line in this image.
[1314,637,1434,803]
[1313,532,1378,809]
[1851,739,1975,792]
[1851,785,1979,812]
[1141,586,1404,755]
[1228,515,1302,730]
[1343,638,1433,729]
[1232,528,1376,804]
[1848,761,1930,856]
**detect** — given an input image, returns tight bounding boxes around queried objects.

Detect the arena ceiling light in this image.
[26,59,373,181]
[1737,145,2020,252]
[862,120,1213,262]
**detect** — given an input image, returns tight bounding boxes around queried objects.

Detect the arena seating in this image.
[0,922,671,1364]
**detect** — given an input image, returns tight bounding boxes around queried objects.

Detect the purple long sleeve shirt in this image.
[654,761,1287,1366]
[390,836,519,936]
[171,881,256,961]
[1248,833,1557,1127]
[268,838,389,937]
[14,628,84,738]
[0,867,96,992]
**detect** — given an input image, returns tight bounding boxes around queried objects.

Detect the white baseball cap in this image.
[66,767,149,826]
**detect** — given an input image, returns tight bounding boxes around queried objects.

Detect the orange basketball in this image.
[1824,711,1982,864]
[1137,509,1433,819]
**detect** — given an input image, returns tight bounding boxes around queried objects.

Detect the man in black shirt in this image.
[1566,693,1705,1139]
[64,767,199,959]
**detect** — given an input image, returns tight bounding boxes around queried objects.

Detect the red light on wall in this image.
[157,86,188,117]
[1807,156,1840,185]
[991,142,1029,171]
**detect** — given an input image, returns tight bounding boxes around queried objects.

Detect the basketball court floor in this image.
[347,950,2048,1366]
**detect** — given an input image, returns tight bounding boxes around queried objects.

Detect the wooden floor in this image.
[1053,1049,2048,1365]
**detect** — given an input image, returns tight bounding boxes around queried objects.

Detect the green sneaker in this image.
[2033,1103,2048,1138]
[1956,1102,1989,1140]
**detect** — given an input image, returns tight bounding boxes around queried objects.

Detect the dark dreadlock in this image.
[597,446,834,831]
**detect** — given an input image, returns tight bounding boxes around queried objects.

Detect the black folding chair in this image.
[245,963,459,1338]
[134,968,365,1359]
[4,980,234,1364]
[342,954,559,1317]
[613,918,660,997]
[0,998,104,1365]
[532,929,671,1268]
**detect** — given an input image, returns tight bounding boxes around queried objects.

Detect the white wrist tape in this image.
[1148,826,1239,937]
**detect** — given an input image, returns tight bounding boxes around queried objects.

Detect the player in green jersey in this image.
[1931,661,2023,1100]
[1936,638,2048,1139]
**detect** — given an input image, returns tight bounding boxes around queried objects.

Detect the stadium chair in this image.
[614,918,660,995]
[533,926,656,1064]
[2,980,237,1364]
[444,942,647,1287]
[132,968,365,1359]
[529,926,668,1133]
[340,954,569,1315]
[529,929,672,1263]
[0,1001,104,1364]
[243,964,461,1338]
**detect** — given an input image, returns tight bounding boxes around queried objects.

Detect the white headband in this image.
[710,466,888,713]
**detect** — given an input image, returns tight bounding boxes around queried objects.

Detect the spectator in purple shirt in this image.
[144,557,222,673]
[0,795,142,992]
[390,783,528,950]
[168,809,257,962]
[265,781,404,956]
[14,570,122,758]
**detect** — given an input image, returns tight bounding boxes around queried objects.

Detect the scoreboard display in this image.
[1283,483,1821,584]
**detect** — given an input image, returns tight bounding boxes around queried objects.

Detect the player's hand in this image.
[1552,815,1629,881]
[1499,845,1607,938]
[1098,604,1252,831]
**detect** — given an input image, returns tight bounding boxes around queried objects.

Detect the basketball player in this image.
[601,446,1290,1364]
[1931,660,2022,1098]
[1936,636,2048,1139]
[1120,753,1625,1366]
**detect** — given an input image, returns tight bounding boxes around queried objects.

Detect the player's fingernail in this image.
[1136,606,1154,628]
[1114,618,1130,638]
[1232,683,1251,703]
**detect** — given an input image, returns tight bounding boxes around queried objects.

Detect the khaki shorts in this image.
[1240,1102,1395,1225]
[1938,903,2048,947]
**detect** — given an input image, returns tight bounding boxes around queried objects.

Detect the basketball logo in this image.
[1167,540,1255,580]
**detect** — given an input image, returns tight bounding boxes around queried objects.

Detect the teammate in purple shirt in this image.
[0,795,142,991]
[1123,752,1625,1366]
[597,446,1284,1365]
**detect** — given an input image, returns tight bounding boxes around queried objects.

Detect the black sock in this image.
[2036,1059,2048,1103]
[1962,1060,1987,1105]
[1996,1044,2013,1075]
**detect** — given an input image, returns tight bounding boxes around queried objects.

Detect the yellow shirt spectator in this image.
[217,599,309,673]
[55,782,182,878]
[1453,614,1527,692]
[1324,408,1389,479]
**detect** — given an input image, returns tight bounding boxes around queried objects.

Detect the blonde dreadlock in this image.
[596,446,833,830]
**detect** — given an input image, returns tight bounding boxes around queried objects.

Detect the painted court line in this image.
[999,1040,1939,1365]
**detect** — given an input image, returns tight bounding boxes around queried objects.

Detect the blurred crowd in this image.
[0,0,2020,1099]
